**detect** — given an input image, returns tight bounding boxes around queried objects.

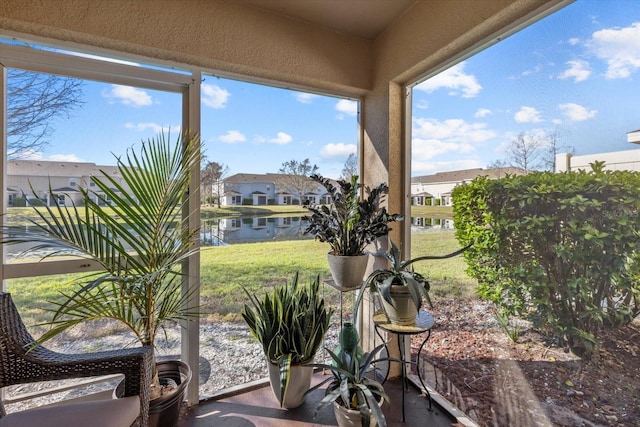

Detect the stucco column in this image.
[359,81,407,378]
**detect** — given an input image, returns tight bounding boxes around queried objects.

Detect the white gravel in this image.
[4,319,341,413]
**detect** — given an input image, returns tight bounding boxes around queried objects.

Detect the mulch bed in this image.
[411,298,640,427]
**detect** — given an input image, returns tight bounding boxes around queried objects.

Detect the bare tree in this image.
[505,132,544,172]
[486,159,508,169]
[340,153,358,182]
[543,128,575,172]
[278,159,319,204]
[7,70,84,158]
[201,160,229,207]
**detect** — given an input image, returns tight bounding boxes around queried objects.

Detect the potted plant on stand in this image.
[242,273,332,408]
[363,241,469,326]
[303,174,403,291]
[1,132,200,427]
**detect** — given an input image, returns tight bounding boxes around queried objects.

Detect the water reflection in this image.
[201,216,311,245]
[5,216,456,258]
[411,217,454,232]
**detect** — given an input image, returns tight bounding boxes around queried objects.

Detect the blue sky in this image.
[411,0,640,175]
[14,0,640,179]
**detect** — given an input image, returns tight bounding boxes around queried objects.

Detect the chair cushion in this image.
[0,396,140,427]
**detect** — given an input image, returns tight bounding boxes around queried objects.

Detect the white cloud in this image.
[335,99,358,118]
[124,122,175,133]
[414,62,482,98]
[268,132,292,145]
[47,153,86,162]
[415,100,429,110]
[103,85,152,107]
[412,117,496,161]
[202,83,230,108]
[474,108,492,118]
[568,37,581,46]
[218,130,246,144]
[559,60,591,82]
[16,150,84,162]
[320,143,356,158]
[558,103,597,121]
[588,22,640,79]
[521,64,543,77]
[294,92,320,104]
[514,106,543,123]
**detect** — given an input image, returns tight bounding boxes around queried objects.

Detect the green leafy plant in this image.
[453,164,640,356]
[0,131,201,393]
[303,174,403,256]
[363,241,470,312]
[241,273,332,407]
[311,343,393,427]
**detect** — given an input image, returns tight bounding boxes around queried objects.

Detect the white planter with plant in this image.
[242,273,332,408]
[304,174,403,290]
[311,341,397,427]
[1,132,200,427]
[363,241,469,326]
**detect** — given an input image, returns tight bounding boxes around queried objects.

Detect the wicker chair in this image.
[0,292,153,427]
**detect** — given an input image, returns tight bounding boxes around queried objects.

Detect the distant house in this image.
[555,149,640,172]
[6,159,128,207]
[627,129,640,145]
[221,173,329,206]
[411,167,526,206]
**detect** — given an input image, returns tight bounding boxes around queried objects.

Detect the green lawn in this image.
[7,230,476,326]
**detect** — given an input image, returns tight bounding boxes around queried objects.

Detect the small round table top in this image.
[372,311,435,334]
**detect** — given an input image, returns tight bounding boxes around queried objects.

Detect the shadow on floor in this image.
[178,372,458,427]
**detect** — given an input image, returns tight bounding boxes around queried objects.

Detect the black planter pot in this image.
[149,360,192,427]
[115,360,191,427]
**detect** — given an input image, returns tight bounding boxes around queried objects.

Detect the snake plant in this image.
[241,273,332,407]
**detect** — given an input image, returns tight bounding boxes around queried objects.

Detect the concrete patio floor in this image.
[177,371,469,427]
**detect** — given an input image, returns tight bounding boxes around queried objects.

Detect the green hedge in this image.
[453,162,640,356]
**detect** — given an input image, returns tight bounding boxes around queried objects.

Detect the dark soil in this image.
[412,298,640,427]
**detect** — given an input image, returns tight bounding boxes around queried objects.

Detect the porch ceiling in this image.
[232,0,417,39]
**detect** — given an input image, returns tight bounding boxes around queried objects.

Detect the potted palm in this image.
[241,273,332,408]
[1,132,200,427]
[363,242,469,326]
[303,174,403,290]
[311,341,395,427]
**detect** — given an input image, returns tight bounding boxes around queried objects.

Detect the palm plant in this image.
[1,131,200,395]
[241,273,332,407]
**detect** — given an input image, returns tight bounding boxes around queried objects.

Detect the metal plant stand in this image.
[373,310,435,422]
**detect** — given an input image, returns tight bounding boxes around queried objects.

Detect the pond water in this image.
[4,215,455,259]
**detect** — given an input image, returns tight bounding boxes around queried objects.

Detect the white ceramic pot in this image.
[333,399,380,427]
[379,285,418,326]
[267,360,312,409]
[327,252,369,291]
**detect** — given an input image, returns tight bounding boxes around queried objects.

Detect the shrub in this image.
[453,163,640,356]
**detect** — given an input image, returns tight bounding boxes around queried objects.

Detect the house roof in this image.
[224,173,313,185]
[7,160,121,178]
[412,167,526,184]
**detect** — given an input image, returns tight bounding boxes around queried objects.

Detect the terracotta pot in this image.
[379,285,418,326]
[327,253,368,291]
[267,360,313,408]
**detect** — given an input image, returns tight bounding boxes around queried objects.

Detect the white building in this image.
[555,149,640,172]
[221,173,329,206]
[6,160,127,207]
[411,167,526,206]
